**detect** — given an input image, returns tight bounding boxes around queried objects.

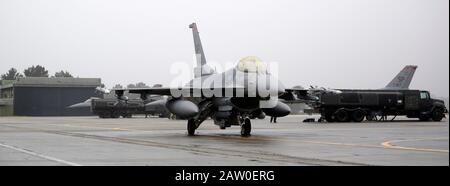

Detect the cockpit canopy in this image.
[236,56,268,74]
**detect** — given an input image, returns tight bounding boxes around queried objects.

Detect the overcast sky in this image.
[0,0,448,97]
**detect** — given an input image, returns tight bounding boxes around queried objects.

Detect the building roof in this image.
[0,80,16,86]
[4,77,101,88]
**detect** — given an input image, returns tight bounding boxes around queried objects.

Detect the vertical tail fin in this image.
[189,23,214,78]
[384,65,417,89]
[189,23,207,66]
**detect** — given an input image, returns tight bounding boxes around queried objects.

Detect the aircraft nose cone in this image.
[67,99,92,108]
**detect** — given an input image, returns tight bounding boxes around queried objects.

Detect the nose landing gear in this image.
[240,118,252,137]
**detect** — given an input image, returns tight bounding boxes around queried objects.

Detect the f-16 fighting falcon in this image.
[114,23,296,136]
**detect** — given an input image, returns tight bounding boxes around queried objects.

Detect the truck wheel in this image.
[419,115,430,121]
[334,109,349,122]
[111,111,120,118]
[325,114,334,122]
[99,112,109,118]
[323,110,334,122]
[351,110,365,122]
[431,108,444,122]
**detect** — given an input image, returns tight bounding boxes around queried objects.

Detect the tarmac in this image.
[0,115,448,166]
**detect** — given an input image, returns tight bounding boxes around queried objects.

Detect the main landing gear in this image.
[186,117,252,137]
[187,119,198,136]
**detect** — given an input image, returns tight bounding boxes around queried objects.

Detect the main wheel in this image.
[187,119,196,136]
[240,118,251,137]
[334,109,349,122]
[431,108,444,122]
[351,109,365,122]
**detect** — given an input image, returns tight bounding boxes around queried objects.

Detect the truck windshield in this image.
[420,92,429,99]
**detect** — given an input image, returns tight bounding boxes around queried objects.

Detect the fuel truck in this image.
[317,89,447,122]
[291,65,447,122]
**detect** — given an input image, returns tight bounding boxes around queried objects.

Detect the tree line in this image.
[2,65,158,89]
[1,65,73,80]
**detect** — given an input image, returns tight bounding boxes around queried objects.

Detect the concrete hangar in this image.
[0,77,102,116]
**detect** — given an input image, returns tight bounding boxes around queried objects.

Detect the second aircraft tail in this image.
[384,65,417,89]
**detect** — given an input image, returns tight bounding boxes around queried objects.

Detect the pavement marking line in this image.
[203,135,450,154]
[0,142,82,166]
[61,124,131,131]
[33,123,131,131]
[381,138,449,153]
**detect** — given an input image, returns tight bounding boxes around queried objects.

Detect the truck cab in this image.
[419,91,433,111]
[418,90,447,121]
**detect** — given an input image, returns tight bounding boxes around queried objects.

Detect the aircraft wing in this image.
[125,87,173,95]
[285,88,308,94]
[280,88,309,101]
[113,87,247,98]
[281,87,341,101]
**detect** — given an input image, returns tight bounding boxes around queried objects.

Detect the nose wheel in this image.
[240,118,252,137]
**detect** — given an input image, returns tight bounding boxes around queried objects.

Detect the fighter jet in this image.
[68,86,170,118]
[115,23,293,136]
